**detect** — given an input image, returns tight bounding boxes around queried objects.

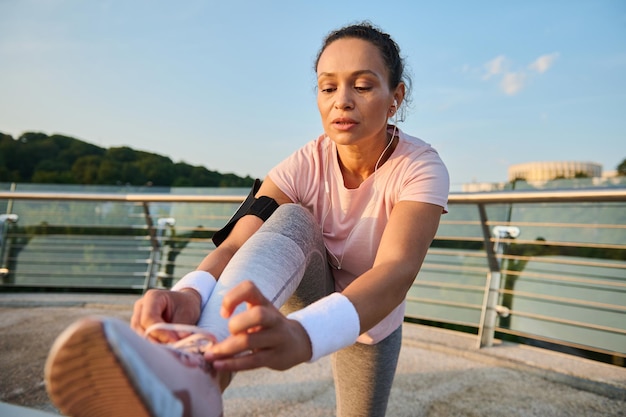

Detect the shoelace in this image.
[144,323,217,369]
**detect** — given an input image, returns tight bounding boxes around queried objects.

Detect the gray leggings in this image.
[198,204,401,417]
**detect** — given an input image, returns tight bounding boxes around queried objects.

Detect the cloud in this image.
[528,53,559,73]
[482,55,507,80]
[477,52,559,95]
[501,72,526,95]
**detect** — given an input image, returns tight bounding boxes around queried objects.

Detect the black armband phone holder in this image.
[212,178,279,247]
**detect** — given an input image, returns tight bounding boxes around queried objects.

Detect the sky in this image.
[1,1,625,191]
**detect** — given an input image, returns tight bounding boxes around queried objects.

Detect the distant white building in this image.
[459,160,615,192]
[508,161,602,182]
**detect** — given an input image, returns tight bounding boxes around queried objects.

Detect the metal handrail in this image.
[0,191,245,203]
[1,188,626,203]
[448,188,626,203]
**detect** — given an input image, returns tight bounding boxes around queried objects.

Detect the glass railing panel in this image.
[404,190,625,360]
[509,202,626,246]
[8,233,152,287]
[407,249,488,327]
[1,183,248,288]
[498,255,625,354]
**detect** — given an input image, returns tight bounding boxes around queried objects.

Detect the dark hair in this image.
[314,21,412,119]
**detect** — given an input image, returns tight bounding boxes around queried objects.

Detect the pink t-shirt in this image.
[268,127,449,344]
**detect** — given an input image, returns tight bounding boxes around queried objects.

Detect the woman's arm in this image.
[130,177,292,338]
[206,200,444,370]
[342,200,443,334]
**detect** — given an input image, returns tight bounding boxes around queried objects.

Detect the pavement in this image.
[0,292,624,417]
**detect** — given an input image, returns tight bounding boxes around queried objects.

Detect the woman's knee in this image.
[268,203,317,226]
[261,204,322,244]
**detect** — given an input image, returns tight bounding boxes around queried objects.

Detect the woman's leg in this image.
[197,203,334,340]
[44,204,332,417]
[332,326,402,417]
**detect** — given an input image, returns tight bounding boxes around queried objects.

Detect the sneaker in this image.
[44,316,223,417]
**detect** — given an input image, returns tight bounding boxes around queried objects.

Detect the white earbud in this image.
[390,99,398,116]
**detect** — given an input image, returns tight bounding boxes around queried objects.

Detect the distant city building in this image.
[458,160,623,193]
[508,161,602,182]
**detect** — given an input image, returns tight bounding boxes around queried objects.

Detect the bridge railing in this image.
[1,187,624,364]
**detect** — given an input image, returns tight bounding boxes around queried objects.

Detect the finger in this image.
[130,298,144,332]
[211,349,274,372]
[207,333,255,359]
[206,329,278,362]
[227,305,280,336]
[138,291,177,343]
[220,281,272,318]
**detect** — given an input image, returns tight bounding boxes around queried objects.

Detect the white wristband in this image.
[287,292,360,362]
[171,270,216,309]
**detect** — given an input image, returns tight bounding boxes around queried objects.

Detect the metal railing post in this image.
[143,202,175,293]
[477,204,499,348]
[477,203,520,348]
[154,217,175,286]
[142,203,157,292]
[0,214,19,282]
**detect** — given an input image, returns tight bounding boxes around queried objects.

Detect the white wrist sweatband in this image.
[287,292,360,362]
[171,270,216,309]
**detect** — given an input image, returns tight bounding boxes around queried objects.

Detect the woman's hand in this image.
[205,281,312,372]
[130,288,202,343]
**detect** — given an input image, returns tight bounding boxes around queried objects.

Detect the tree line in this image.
[1,130,624,187]
[0,131,255,187]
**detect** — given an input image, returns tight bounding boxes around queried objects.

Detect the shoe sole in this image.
[45,317,152,417]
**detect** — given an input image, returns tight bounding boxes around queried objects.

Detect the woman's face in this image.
[316,38,398,147]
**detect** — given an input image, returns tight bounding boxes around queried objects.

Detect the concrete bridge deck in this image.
[1,292,624,416]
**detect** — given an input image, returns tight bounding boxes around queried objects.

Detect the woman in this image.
[45,21,449,417]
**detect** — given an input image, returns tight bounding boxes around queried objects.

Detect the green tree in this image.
[72,155,103,184]
[0,130,254,187]
[617,158,626,176]
[32,159,73,183]
[121,163,146,185]
[0,133,19,181]
[135,156,174,186]
[58,136,105,165]
[106,146,137,163]
[98,159,124,184]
